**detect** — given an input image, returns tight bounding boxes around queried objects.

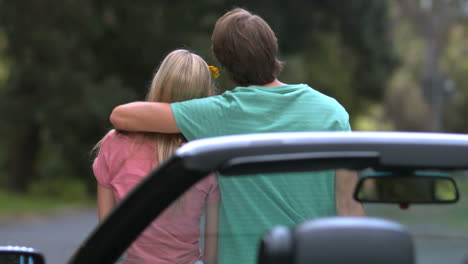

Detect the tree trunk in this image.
[7,122,40,193]
[396,0,455,132]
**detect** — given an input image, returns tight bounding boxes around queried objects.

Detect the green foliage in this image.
[0,0,396,195]
[28,176,90,202]
[443,23,468,133]
[0,187,92,220]
[383,1,468,132]
[0,32,7,86]
[382,4,437,131]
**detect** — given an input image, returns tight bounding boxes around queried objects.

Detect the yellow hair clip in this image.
[208,65,220,79]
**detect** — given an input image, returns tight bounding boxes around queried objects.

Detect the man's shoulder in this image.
[300,85,348,113]
[173,93,226,106]
[171,93,232,117]
[299,85,350,130]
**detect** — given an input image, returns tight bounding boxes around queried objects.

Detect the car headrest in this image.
[258,217,414,264]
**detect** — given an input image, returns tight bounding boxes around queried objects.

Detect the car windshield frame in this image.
[68,132,468,264]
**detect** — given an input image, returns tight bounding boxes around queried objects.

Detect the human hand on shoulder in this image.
[110,101,179,133]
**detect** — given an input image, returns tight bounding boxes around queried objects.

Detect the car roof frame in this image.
[68,132,468,264]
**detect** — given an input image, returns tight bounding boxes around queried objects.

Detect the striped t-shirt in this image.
[171,84,351,264]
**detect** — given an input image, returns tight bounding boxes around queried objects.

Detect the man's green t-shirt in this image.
[171,84,351,264]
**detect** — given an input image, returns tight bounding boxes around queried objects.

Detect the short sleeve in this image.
[343,120,352,132]
[340,110,352,132]
[329,102,352,132]
[92,130,117,188]
[171,96,225,141]
[93,152,111,188]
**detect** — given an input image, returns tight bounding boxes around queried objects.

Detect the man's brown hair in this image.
[211,8,283,86]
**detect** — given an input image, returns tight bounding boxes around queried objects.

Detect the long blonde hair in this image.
[93,49,213,164]
[146,49,213,162]
[93,50,213,211]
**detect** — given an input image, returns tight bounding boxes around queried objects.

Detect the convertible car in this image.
[1,132,468,264]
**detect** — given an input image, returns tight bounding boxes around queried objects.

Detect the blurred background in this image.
[0,0,468,262]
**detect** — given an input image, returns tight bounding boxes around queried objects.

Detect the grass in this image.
[0,189,94,222]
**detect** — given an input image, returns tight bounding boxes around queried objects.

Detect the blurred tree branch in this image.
[392,0,467,131]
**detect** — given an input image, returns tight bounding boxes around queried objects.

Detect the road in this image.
[415,236,468,263]
[1,209,467,264]
[0,208,97,264]
[410,224,468,264]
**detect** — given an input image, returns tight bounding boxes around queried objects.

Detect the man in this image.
[111,8,364,264]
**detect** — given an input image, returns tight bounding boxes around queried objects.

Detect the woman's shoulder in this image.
[103,129,129,140]
[102,129,145,145]
[99,130,155,157]
[98,130,158,168]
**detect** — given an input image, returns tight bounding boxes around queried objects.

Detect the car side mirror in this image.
[0,246,45,264]
[354,171,459,204]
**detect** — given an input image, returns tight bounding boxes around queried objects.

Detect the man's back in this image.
[171,83,350,264]
[108,7,362,264]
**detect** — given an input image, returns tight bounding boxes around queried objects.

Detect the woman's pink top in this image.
[93,130,219,264]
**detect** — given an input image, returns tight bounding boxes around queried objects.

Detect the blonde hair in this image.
[146,49,213,162]
[92,49,213,211]
[93,49,212,155]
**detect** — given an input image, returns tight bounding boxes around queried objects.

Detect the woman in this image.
[93,49,219,264]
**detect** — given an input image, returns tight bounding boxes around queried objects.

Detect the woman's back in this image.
[93,130,219,264]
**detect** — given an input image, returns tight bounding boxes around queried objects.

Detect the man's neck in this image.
[261,79,287,87]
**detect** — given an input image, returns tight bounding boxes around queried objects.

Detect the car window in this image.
[364,170,468,264]
[5,168,467,264]
[194,169,468,264]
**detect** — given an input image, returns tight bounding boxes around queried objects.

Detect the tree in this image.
[387,0,468,131]
[443,20,468,133]
[0,0,396,194]
[0,0,218,193]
